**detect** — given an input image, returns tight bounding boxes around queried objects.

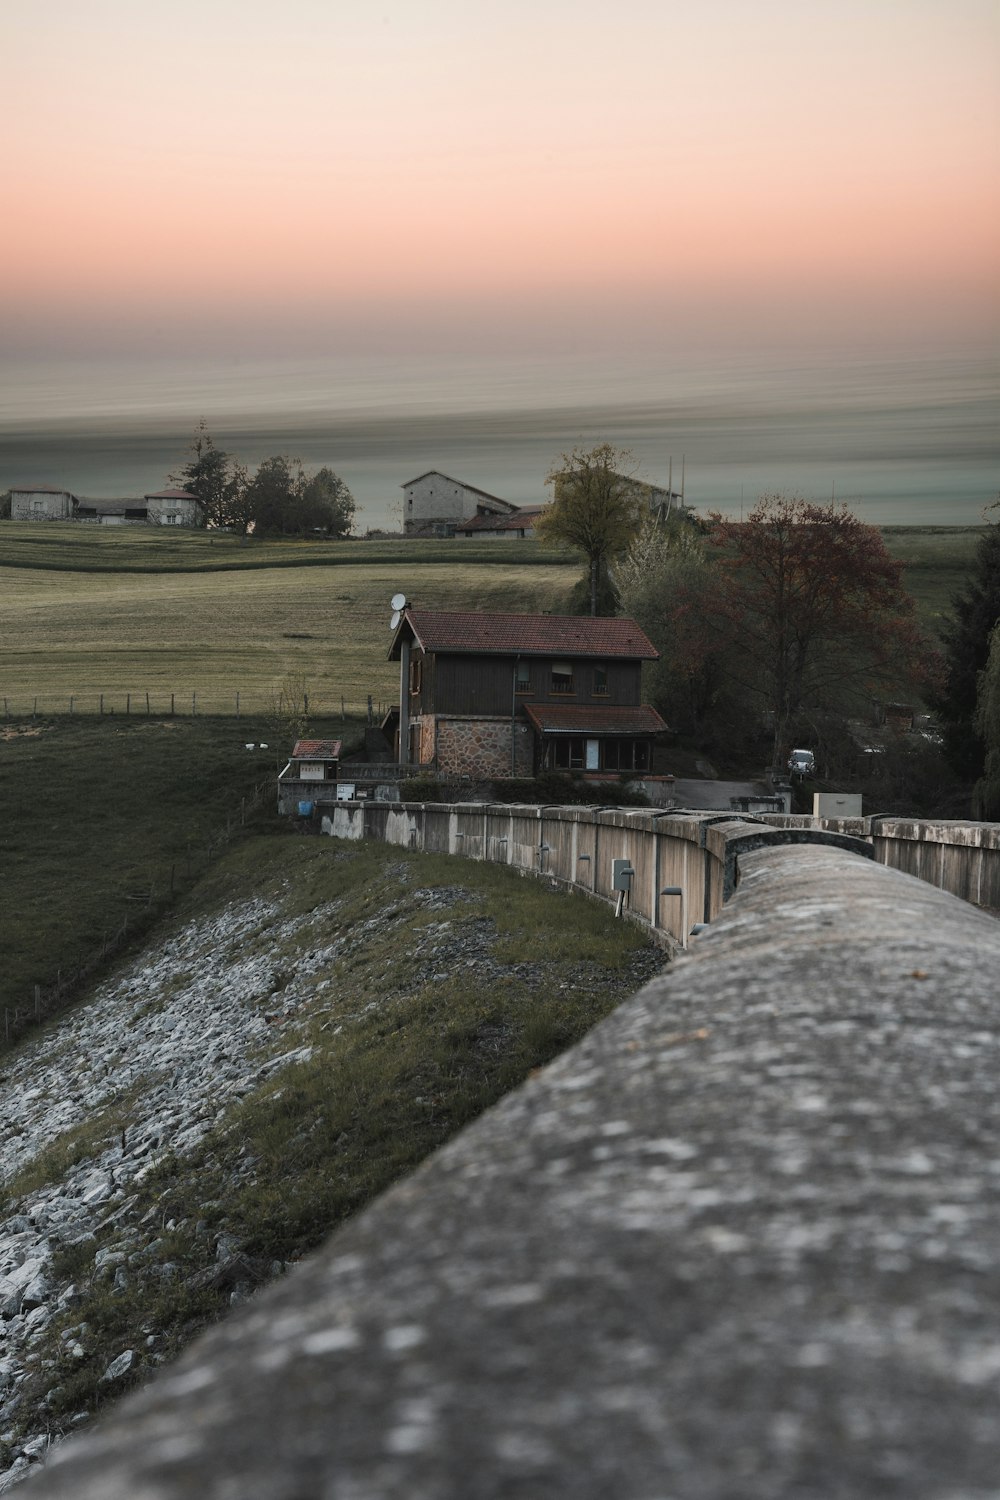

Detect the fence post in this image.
[100,694,104,716]
[146,692,150,715]
[126,693,130,715]
[69,696,74,714]
[34,985,40,1020]
[192,692,196,716]
[236,692,240,718]
[171,693,175,716]
[32,697,37,717]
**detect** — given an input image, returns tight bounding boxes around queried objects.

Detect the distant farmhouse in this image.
[401,471,525,538]
[401,467,686,539]
[9,485,202,527]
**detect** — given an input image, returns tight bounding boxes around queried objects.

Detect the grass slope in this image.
[5,836,664,1436]
[0,716,319,1021]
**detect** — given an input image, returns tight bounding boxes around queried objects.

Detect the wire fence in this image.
[1,776,275,1055]
[0,692,391,721]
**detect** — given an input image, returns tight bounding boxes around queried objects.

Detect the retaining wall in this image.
[32,841,1000,1500]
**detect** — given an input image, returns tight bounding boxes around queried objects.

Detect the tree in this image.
[298,466,356,537]
[536,443,648,615]
[244,455,303,537]
[614,512,739,739]
[245,457,356,537]
[707,496,938,766]
[170,421,248,530]
[973,619,1000,819]
[934,508,1000,781]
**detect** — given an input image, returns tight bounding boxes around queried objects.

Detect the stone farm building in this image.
[9,485,203,527]
[401,471,530,538]
[388,608,668,778]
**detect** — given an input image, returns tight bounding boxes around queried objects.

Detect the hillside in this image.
[0,834,666,1484]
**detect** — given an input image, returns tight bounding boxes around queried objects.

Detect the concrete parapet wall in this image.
[873,818,1000,910]
[323,801,873,946]
[33,845,1000,1499]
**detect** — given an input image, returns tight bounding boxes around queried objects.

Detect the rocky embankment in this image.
[0,845,665,1488]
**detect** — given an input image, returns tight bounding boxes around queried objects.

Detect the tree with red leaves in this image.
[707,496,939,766]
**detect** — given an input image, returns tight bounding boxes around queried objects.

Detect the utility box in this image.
[612,859,635,892]
[813,792,863,817]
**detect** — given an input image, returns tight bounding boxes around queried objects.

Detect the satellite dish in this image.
[390,609,401,630]
[390,592,408,611]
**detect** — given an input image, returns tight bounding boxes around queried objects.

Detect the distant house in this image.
[387,608,667,779]
[9,483,201,528]
[401,471,520,537]
[10,485,77,521]
[143,489,203,527]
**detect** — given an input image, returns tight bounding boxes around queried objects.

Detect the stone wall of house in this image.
[434,716,534,778]
[11,490,74,521]
[145,497,201,527]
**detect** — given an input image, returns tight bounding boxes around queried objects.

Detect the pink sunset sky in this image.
[3,0,998,360]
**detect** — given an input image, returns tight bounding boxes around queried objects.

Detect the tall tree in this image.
[934,509,1000,781]
[170,421,247,530]
[614,512,735,737]
[708,496,938,765]
[536,443,648,615]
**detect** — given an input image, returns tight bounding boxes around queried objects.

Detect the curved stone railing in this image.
[31,839,1000,1499]
[322,799,874,944]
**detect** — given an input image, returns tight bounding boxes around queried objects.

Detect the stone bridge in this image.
[30,807,1000,1499]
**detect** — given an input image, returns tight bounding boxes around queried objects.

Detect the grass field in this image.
[0,526,579,716]
[880,526,982,639]
[0,523,980,716]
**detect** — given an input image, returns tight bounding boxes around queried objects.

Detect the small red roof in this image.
[391,610,658,661]
[291,739,342,759]
[523,704,668,736]
[143,488,200,502]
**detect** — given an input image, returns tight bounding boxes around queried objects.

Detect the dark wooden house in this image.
[387,609,667,780]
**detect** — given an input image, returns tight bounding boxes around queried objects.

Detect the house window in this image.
[551,660,574,695]
[409,657,422,694]
[593,665,609,696]
[548,737,585,770]
[515,661,531,693]
[601,740,651,773]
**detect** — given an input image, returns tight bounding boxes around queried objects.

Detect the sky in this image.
[3,0,998,365]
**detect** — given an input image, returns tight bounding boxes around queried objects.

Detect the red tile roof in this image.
[454,508,546,533]
[523,704,668,736]
[291,739,342,759]
[395,610,658,660]
[143,488,200,501]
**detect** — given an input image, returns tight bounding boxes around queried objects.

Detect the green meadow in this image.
[0,525,578,716]
[0,523,979,718]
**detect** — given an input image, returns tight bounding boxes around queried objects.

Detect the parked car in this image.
[787,748,816,777]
